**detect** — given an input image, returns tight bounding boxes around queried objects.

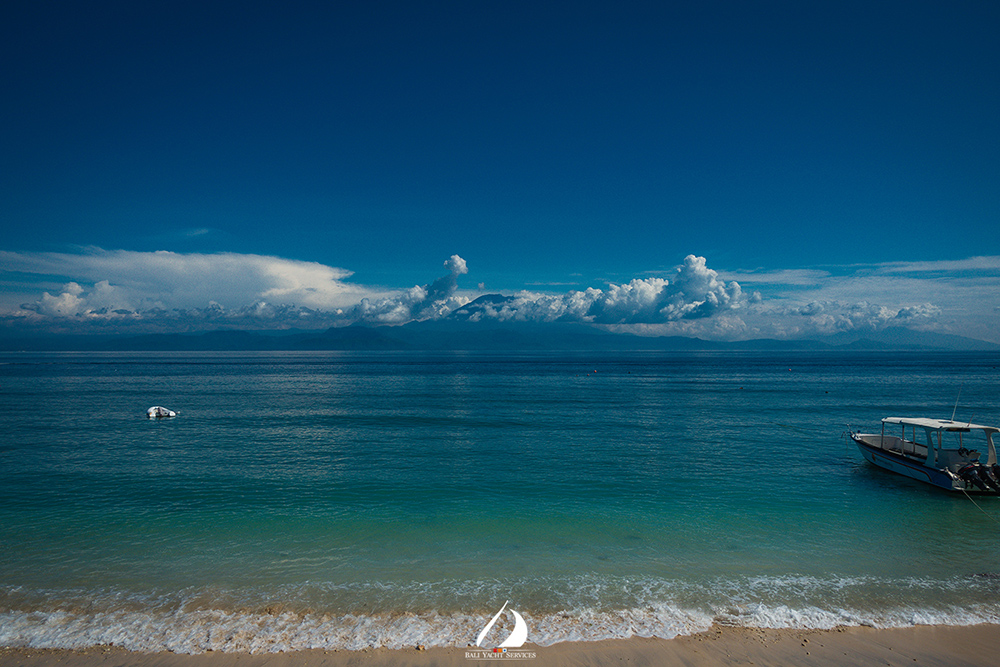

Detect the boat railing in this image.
[902,439,927,459]
[876,434,927,459]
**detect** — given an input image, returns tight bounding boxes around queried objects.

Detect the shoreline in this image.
[4,624,1000,666]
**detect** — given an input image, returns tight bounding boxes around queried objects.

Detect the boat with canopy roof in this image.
[850,417,1000,493]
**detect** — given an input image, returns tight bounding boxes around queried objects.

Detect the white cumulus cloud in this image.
[2,249,369,313]
[1,249,478,332]
[2,249,381,330]
[3,249,997,343]
[720,256,1000,343]
[350,254,471,324]
[451,255,752,325]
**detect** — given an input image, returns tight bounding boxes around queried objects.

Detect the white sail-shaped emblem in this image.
[475,600,528,648]
[499,608,527,647]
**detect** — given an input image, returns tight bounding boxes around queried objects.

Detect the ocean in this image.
[1,349,999,653]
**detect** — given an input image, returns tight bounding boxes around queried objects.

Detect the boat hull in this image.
[852,434,968,492]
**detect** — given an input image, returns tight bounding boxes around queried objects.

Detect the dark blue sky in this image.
[2,1,999,340]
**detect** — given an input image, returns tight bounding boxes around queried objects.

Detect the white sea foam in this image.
[0,606,711,653]
[2,576,999,654]
[2,604,998,654]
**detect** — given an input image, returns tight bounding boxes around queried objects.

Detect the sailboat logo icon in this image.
[475,600,528,648]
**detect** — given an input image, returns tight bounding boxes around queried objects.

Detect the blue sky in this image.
[2,1,999,341]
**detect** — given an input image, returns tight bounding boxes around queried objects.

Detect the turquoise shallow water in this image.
[1,350,999,652]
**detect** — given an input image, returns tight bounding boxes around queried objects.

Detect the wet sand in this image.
[3,624,999,667]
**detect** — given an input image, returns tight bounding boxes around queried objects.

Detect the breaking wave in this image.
[2,574,999,654]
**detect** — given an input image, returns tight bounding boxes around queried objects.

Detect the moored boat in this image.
[850,417,1000,493]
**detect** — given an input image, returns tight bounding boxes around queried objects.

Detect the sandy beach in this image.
[3,624,999,667]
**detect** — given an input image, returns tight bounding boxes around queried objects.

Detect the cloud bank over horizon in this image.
[1,249,997,343]
[451,255,754,325]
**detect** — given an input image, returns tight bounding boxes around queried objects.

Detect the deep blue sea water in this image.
[1,350,999,653]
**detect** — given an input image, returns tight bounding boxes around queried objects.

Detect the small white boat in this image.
[146,406,177,419]
[850,417,1000,493]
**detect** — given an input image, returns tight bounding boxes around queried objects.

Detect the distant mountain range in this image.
[2,319,997,352]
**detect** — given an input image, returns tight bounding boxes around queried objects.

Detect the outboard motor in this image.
[982,466,1000,493]
[958,463,989,492]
